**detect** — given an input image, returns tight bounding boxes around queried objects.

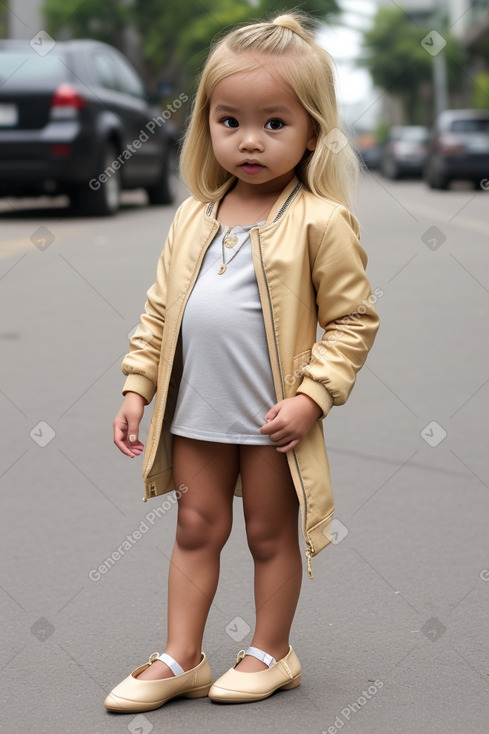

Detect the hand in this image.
[113,392,147,458]
[260,394,322,453]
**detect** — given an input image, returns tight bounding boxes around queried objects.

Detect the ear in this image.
[306,121,318,152]
[306,135,317,152]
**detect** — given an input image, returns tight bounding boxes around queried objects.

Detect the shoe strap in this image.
[244,646,276,668]
[155,652,184,676]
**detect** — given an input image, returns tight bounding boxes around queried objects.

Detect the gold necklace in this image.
[217,208,269,275]
[218,226,247,275]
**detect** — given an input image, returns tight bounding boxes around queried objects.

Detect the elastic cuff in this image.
[122,374,156,405]
[296,377,334,419]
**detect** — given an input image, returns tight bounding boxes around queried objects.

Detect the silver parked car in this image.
[424,109,489,190]
[380,126,429,179]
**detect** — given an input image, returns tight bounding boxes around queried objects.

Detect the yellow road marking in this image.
[0,238,35,260]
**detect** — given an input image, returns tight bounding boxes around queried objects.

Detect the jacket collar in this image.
[266,176,302,224]
[204,175,302,225]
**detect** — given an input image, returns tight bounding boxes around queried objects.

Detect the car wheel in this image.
[146,143,178,206]
[381,159,399,180]
[425,159,449,190]
[71,142,121,216]
[430,174,449,190]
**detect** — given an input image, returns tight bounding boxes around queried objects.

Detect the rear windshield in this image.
[0,50,67,87]
[451,119,489,133]
[392,128,428,142]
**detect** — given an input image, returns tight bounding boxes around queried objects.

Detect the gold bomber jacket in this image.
[121,176,380,576]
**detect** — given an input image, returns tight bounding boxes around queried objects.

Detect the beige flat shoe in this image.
[104,651,212,713]
[208,645,301,703]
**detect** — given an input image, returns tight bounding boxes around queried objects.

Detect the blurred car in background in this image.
[355,131,381,171]
[380,125,429,179]
[0,39,178,215]
[424,109,489,190]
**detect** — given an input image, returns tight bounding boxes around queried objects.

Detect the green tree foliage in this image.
[42,0,339,92]
[359,7,465,124]
[472,70,489,109]
[43,0,132,48]
[0,0,9,38]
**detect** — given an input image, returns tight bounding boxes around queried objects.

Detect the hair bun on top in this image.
[272,14,313,42]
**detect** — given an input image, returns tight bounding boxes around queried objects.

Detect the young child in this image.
[105,12,379,712]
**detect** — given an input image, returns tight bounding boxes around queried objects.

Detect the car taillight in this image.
[437,132,464,154]
[50,143,72,156]
[50,83,86,118]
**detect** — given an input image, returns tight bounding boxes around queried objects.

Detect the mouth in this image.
[240,161,264,174]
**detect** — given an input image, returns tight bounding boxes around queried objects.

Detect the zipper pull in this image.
[305,549,314,579]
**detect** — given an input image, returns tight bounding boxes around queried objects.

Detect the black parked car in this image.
[380,126,429,179]
[424,109,489,190]
[0,39,179,215]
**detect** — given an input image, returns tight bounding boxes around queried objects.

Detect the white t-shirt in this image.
[170,222,276,444]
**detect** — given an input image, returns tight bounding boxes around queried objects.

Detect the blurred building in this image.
[375,0,489,124]
[7,0,43,39]
[6,0,141,69]
[375,0,489,54]
[375,0,487,39]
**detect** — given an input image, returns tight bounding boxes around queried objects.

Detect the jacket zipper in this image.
[269,182,316,578]
[144,220,220,481]
[254,185,316,579]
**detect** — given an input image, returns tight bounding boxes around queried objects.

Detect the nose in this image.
[238,129,264,153]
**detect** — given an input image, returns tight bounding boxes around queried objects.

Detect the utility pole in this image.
[432,0,449,117]
[8,0,43,39]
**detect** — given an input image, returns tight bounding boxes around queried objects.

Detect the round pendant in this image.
[218,264,227,275]
[224,236,238,248]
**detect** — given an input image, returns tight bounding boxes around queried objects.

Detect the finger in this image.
[267,426,293,443]
[115,439,137,457]
[264,403,281,422]
[127,427,139,444]
[114,425,143,457]
[125,440,144,453]
[113,423,128,449]
[260,411,288,434]
[276,438,299,453]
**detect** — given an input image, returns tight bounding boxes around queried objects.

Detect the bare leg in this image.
[235,445,302,673]
[137,437,239,680]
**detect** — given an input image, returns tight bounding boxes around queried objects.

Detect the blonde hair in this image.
[180,12,359,210]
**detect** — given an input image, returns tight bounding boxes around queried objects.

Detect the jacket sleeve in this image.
[120,210,178,404]
[296,204,380,418]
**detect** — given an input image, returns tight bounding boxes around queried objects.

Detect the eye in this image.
[266,119,284,130]
[222,117,239,128]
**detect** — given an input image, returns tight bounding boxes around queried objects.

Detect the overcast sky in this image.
[318,0,378,125]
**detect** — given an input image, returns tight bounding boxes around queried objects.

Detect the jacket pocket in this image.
[284,349,312,396]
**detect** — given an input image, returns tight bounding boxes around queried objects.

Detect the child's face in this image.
[209,58,317,192]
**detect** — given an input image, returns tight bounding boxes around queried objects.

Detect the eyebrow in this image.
[213,104,290,114]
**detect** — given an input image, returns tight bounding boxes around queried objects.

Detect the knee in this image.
[246,520,290,563]
[176,505,231,553]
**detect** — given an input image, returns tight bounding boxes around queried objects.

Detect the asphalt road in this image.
[1,173,488,734]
